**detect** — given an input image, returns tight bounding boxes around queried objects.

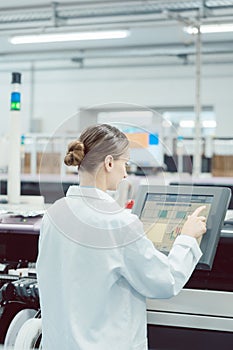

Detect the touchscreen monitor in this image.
[132,185,231,270]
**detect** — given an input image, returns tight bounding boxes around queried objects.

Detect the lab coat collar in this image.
[66,185,115,203]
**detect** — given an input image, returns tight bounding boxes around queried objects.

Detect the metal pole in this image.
[29,62,35,132]
[193,24,202,177]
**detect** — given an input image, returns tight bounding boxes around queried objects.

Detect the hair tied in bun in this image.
[64,140,85,167]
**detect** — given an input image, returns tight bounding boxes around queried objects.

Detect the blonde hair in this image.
[64,124,129,172]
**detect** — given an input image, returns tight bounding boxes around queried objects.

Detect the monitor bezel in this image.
[169,182,233,210]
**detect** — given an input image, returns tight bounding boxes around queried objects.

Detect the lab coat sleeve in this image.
[122,220,202,299]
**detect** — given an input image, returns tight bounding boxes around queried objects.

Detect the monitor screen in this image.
[140,193,213,254]
[133,185,231,270]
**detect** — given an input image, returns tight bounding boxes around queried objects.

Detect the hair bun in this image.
[64,140,85,166]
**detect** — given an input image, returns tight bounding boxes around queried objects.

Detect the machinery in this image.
[0,213,41,348]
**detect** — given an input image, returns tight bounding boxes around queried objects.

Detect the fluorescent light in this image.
[201,24,233,33]
[202,120,217,128]
[180,120,216,128]
[180,120,195,128]
[9,30,130,44]
[184,23,233,35]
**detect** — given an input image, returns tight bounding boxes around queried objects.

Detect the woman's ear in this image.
[104,155,114,172]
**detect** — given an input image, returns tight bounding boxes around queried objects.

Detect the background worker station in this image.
[0,1,233,349]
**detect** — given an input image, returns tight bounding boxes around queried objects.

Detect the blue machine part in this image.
[149,133,159,145]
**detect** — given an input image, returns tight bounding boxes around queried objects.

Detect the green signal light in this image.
[11,102,21,111]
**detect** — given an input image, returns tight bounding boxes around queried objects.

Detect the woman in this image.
[36,124,206,350]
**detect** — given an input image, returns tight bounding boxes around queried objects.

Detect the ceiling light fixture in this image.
[9,30,130,44]
[179,120,216,128]
[184,23,233,35]
[179,120,195,128]
[202,120,217,128]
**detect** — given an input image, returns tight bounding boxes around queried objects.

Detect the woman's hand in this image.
[181,205,207,239]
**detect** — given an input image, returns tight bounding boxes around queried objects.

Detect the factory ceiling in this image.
[1,0,233,70]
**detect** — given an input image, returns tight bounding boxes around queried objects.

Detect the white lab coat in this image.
[36,186,202,350]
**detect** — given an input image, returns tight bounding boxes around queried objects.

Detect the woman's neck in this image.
[79,171,107,192]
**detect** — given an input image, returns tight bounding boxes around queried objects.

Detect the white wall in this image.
[0,63,233,137]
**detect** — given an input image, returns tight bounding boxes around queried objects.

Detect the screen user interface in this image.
[140,193,212,254]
